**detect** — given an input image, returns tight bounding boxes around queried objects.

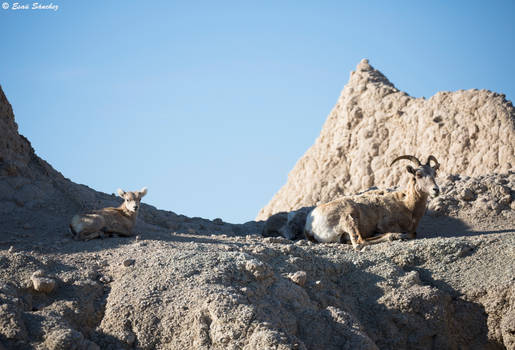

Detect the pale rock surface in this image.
[288,270,307,286]
[30,271,56,294]
[257,59,515,220]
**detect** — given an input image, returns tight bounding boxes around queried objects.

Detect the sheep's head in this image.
[391,155,440,197]
[117,187,148,212]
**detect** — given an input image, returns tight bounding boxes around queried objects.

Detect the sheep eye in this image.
[416,173,422,178]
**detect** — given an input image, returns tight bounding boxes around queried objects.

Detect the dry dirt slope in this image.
[257,59,515,220]
[0,76,514,350]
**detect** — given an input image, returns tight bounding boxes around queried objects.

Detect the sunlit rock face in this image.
[257,59,515,220]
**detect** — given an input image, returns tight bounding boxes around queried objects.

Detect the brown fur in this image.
[70,188,147,241]
[305,155,440,249]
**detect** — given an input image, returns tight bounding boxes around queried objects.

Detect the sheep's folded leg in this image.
[364,232,410,244]
[113,230,134,237]
[76,231,103,241]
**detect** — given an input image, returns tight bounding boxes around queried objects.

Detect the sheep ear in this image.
[117,189,126,198]
[406,165,416,175]
[139,187,148,197]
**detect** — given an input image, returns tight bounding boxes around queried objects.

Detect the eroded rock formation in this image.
[257,59,515,220]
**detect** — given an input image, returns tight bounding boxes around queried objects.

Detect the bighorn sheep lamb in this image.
[70,187,147,241]
[305,155,440,250]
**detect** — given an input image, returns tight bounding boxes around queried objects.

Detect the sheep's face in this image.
[117,187,148,213]
[407,165,440,197]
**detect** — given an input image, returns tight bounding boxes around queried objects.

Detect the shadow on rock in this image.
[419,213,515,239]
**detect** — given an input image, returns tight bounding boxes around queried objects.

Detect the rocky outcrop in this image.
[1,225,514,349]
[257,59,515,220]
[0,86,34,175]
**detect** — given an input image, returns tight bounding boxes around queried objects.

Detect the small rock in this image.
[499,195,511,206]
[460,188,475,201]
[289,271,307,287]
[31,274,56,294]
[263,237,289,244]
[245,260,273,280]
[400,271,421,288]
[99,276,112,284]
[86,270,99,280]
[475,183,488,193]
[281,245,294,254]
[123,259,135,267]
[499,185,511,195]
[8,246,15,254]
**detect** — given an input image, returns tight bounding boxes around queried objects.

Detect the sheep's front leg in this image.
[339,213,366,250]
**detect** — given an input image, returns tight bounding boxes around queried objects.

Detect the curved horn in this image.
[390,155,422,167]
[426,155,440,170]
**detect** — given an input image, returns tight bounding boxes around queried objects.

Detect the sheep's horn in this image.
[390,155,422,167]
[426,155,440,170]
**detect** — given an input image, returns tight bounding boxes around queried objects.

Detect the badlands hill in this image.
[0,59,514,350]
[257,59,515,220]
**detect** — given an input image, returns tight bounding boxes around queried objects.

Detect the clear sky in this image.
[1,1,514,223]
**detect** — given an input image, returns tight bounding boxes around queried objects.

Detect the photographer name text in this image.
[2,2,59,11]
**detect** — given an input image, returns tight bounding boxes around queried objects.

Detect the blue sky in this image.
[1,1,514,223]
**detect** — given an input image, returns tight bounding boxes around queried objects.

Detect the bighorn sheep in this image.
[305,155,440,250]
[70,188,147,241]
[262,207,313,240]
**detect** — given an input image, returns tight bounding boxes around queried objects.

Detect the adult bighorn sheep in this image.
[70,187,147,241]
[304,155,440,250]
